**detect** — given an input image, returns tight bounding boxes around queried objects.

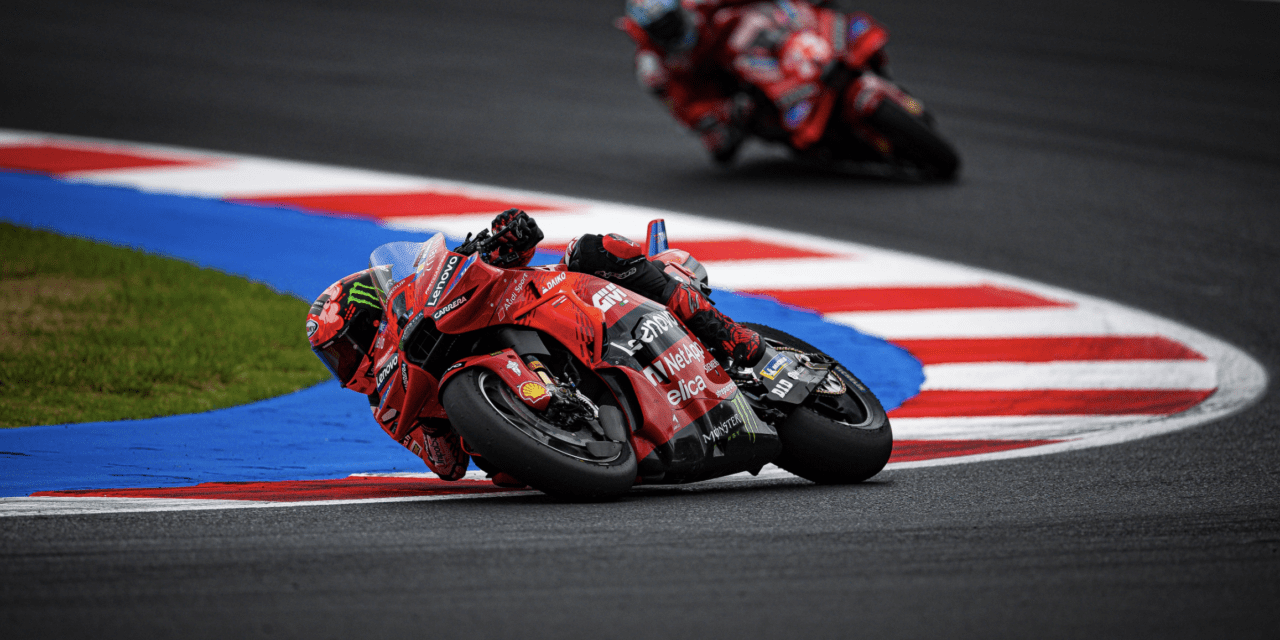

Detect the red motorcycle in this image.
[369,220,891,499]
[622,1,960,179]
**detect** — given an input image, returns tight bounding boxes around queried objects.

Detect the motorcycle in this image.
[367,219,892,500]
[623,1,960,180]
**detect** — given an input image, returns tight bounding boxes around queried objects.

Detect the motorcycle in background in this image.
[621,1,960,179]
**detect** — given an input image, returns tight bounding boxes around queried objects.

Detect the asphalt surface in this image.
[3,0,1279,637]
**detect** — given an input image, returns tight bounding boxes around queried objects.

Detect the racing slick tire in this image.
[441,368,637,501]
[866,98,961,181]
[744,324,893,484]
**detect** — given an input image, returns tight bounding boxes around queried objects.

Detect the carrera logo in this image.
[592,283,628,313]
[425,254,461,307]
[431,292,469,321]
[539,272,566,295]
[520,381,548,401]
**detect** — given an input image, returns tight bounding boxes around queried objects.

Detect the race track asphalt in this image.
[2,0,1278,637]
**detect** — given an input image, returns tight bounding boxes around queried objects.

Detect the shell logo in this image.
[519,381,548,401]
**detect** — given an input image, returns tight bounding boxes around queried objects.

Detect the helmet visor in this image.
[313,334,368,387]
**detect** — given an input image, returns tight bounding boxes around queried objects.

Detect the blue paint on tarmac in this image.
[0,171,922,496]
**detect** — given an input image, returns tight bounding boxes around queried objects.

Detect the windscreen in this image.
[368,235,443,298]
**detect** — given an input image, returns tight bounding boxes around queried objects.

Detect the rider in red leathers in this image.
[306,209,764,486]
[621,0,868,164]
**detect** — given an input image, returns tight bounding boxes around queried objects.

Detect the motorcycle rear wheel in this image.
[441,368,637,500]
[866,98,960,181]
[744,323,893,484]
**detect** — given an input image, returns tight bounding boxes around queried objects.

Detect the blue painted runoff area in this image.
[0,171,922,496]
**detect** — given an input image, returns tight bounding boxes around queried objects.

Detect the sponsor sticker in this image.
[592,283,629,313]
[346,281,381,308]
[425,254,461,307]
[634,310,678,344]
[666,375,708,405]
[760,353,792,380]
[770,378,795,399]
[305,319,318,338]
[539,272,566,295]
[702,413,744,444]
[520,381,548,401]
[497,273,532,320]
[375,352,400,390]
[431,292,469,321]
[643,340,705,384]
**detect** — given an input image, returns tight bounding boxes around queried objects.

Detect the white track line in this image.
[0,128,1268,515]
[919,360,1216,391]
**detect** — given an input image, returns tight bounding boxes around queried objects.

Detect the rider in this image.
[621,0,854,163]
[306,209,764,484]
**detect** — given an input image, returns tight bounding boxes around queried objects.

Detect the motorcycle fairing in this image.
[376,235,780,483]
[602,302,780,483]
[437,348,552,412]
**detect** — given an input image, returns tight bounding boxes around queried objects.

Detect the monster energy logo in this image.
[727,391,765,442]
[347,282,381,308]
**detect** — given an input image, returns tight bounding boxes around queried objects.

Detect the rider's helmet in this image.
[626,0,698,52]
[306,269,383,395]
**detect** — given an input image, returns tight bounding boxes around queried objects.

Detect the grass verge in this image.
[0,222,330,428]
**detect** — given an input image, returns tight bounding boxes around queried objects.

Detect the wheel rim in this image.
[475,371,623,463]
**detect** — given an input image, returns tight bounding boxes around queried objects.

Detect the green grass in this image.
[0,222,331,428]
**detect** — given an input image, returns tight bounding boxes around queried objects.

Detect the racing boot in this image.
[664,282,764,369]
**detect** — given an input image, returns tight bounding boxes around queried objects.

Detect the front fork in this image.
[492,327,602,428]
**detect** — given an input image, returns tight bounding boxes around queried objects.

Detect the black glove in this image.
[487,209,544,267]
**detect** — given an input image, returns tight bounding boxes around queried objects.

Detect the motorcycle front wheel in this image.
[440,368,637,501]
[865,98,961,181]
[744,323,893,484]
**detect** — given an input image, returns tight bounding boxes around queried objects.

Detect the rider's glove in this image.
[486,208,544,267]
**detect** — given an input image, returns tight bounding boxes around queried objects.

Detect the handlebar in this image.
[454,223,513,257]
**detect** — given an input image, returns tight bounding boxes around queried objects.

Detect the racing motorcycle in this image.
[369,220,891,500]
[625,1,960,179]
